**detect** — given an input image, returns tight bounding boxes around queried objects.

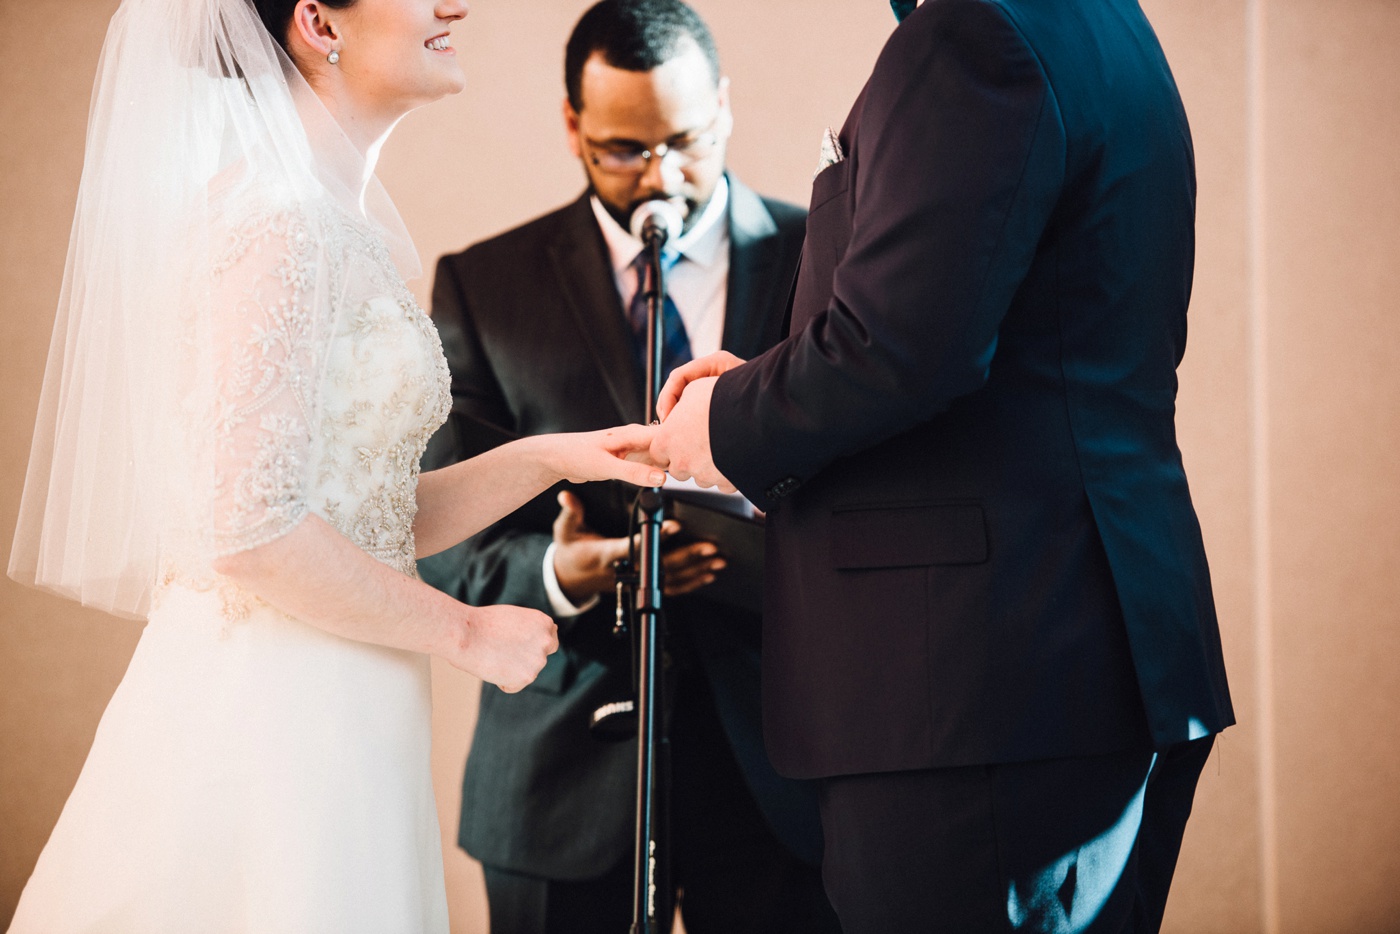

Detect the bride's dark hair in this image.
[251,0,357,52]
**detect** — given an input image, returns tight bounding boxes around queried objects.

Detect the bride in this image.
[5,0,663,930]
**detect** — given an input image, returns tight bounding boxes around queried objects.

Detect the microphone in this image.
[629,199,685,247]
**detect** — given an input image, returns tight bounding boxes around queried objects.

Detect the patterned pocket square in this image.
[814,126,845,179]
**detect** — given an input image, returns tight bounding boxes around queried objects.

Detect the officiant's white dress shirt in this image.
[542,177,733,616]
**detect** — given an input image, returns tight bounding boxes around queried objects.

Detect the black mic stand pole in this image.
[631,225,669,934]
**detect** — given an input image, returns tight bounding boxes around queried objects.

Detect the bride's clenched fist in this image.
[447,605,560,693]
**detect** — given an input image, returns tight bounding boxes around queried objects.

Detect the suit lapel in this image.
[547,195,646,424]
[722,175,784,360]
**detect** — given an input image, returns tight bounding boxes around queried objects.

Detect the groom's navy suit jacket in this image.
[418,176,815,878]
[710,0,1234,780]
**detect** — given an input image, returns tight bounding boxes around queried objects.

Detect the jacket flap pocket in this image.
[831,503,987,569]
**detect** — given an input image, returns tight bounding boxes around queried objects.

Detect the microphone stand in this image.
[630,223,670,934]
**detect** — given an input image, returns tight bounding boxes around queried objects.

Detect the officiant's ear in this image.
[716,75,733,130]
[288,1,344,68]
[563,97,583,160]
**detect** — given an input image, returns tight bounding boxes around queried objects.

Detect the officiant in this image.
[416,1,837,931]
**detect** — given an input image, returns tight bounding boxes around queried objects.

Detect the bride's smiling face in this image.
[296,0,469,115]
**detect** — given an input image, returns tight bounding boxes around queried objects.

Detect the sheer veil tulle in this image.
[8,0,420,619]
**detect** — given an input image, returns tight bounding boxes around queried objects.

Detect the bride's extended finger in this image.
[618,459,666,487]
[599,423,657,454]
[594,436,665,487]
[647,435,672,471]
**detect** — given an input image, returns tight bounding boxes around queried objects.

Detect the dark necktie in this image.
[628,249,692,381]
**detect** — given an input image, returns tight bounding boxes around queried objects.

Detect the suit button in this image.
[766,476,801,499]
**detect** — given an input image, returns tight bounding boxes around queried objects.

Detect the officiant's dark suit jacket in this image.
[418,175,815,879]
[710,0,1234,780]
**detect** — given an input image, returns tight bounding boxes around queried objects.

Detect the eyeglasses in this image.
[585,112,729,176]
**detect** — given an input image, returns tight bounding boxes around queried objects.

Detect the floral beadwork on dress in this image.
[155,191,449,618]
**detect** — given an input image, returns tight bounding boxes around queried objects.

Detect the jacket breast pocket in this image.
[830,503,988,569]
[809,159,850,213]
[792,161,854,334]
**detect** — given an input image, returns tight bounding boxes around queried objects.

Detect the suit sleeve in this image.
[416,253,555,617]
[710,0,1066,504]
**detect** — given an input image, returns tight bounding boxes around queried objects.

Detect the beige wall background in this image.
[2,1,1397,931]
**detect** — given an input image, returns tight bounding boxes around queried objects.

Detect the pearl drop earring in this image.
[327,49,340,65]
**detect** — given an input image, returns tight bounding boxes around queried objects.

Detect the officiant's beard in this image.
[593,186,712,238]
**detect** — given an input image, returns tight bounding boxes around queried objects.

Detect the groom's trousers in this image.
[818,736,1215,934]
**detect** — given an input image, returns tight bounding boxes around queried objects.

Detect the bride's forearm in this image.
[212,514,560,692]
[413,426,662,559]
[413,435,560,560]
[212,514,467,657]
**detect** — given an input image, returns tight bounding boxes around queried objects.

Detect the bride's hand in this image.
[540,424,665,486]
[447,604,559,693]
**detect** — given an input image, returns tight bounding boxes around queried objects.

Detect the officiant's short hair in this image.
[565,0,722,112]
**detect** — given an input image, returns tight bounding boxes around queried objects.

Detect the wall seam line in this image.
[1246,0,1280,931]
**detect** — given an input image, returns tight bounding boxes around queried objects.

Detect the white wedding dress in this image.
[8,188,453,933]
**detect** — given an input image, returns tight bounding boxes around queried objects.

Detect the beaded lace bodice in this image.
[157,191,449,613]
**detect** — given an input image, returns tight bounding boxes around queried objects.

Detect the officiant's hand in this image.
[552,491,726,602]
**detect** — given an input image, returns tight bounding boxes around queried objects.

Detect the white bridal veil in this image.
[9,0,420,619]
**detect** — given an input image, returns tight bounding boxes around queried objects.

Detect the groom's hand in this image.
[650,376,737,493]
[656,351,746,420]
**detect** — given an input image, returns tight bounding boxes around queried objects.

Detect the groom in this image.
[651,0,1235,931]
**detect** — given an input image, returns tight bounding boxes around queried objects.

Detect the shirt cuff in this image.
[542,541,601,618]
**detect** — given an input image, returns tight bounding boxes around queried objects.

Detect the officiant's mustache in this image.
[628,193,694,225]
[595,187,704,235]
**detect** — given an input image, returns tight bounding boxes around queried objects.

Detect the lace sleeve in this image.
[206,204,326,557]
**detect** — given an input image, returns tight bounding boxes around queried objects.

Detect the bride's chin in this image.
[425,73,467,101]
